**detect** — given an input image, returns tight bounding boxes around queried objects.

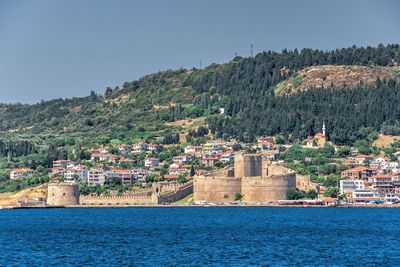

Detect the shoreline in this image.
[3,203,400,209]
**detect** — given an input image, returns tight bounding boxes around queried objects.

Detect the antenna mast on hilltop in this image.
[250,42,254,57]
[200,60,202,69]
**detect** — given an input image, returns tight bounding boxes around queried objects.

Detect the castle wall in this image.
[80,194,158,205]
[193,176,241,203]
[47,183,80,206]
[158,182,193,204]
[241,173,296,203]
[80,182,194,205]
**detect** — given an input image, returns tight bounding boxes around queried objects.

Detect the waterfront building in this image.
[340,180,364,194]
[351,189,380,204]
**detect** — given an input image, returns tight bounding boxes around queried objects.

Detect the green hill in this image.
[1,44,400,148]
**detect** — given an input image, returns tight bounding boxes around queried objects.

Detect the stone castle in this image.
[194,154,296,204]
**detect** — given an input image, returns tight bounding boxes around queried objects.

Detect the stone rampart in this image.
[80,181,194,205]
[241,173,296,203]
[80,194,158,205]
[194,176,241,203]
[158,182,193,203]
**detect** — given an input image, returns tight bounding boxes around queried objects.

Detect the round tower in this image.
[242,172,296,203]
[47,183,80,206]
[234,154,262,177]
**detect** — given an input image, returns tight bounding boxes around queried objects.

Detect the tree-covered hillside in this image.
[1,44,400,146]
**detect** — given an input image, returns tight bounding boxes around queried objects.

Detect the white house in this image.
[88,169,105,186]
[119,144,132,153]
[220,153,233,163]
[64,165,88,183]
[131,168,152,183]
[168,163,188,175]
[148,144,163,152]
[10,168,34,180]
[340,180,364,194]
[132,143,148,153]
[52,160,70,169]
[184,146,203,154]
[145,157,160,167]
[370,157,390,168]
[105,170,133,185]
[351,189,380,204]
[172,156,192,165]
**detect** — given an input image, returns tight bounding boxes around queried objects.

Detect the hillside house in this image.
[168,163,188,176]
[305,132,326,147]
[105,170,133,185]
[370,174,394,196]
[257,137,275,150]
[201,156,220,167]
[10,168,34,180]
[163,174,179,182]
[52,160,70,169]
[148,144,163,152]
[132,143,148,153]
[352,154,374,165]
[340,180,365,194]
[184,146,203,154]
[341,166,375,180]
[64,165,88,183]
[51,167,65,176]
[131,168,152,183]
[97,146,110,154]
[145,157,160,167]
[119,157,135,165]
[118,144,132,153]
[88,169,105,186]
[172,155,192,165]
[263,150,281,160]
[220,153,233,163]
[203,143,222,152]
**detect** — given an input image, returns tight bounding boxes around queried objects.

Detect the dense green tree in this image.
[286,188,305,200]
[323,187,340,198]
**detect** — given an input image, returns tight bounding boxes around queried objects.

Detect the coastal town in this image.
[3,123,400,208]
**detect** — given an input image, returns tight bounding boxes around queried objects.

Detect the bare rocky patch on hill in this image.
[275,65,400,95]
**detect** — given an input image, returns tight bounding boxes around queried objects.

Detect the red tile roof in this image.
[163,174,178,179]
[348,166,370,171]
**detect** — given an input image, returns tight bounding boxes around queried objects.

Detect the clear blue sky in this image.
[0,0,399,103]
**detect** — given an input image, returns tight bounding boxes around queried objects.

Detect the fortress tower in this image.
[47,183,80,206]
[234,154,262,178]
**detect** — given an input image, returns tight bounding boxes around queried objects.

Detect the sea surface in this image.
[1,207,400,266]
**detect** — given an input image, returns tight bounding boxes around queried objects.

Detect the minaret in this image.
[322,121,326,137]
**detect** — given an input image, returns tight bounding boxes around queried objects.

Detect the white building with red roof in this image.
[10,168,34,180]
[145,157,160,167]
[184,146,203,154]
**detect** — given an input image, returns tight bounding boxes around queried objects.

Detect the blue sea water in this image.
[1,207,400,266]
